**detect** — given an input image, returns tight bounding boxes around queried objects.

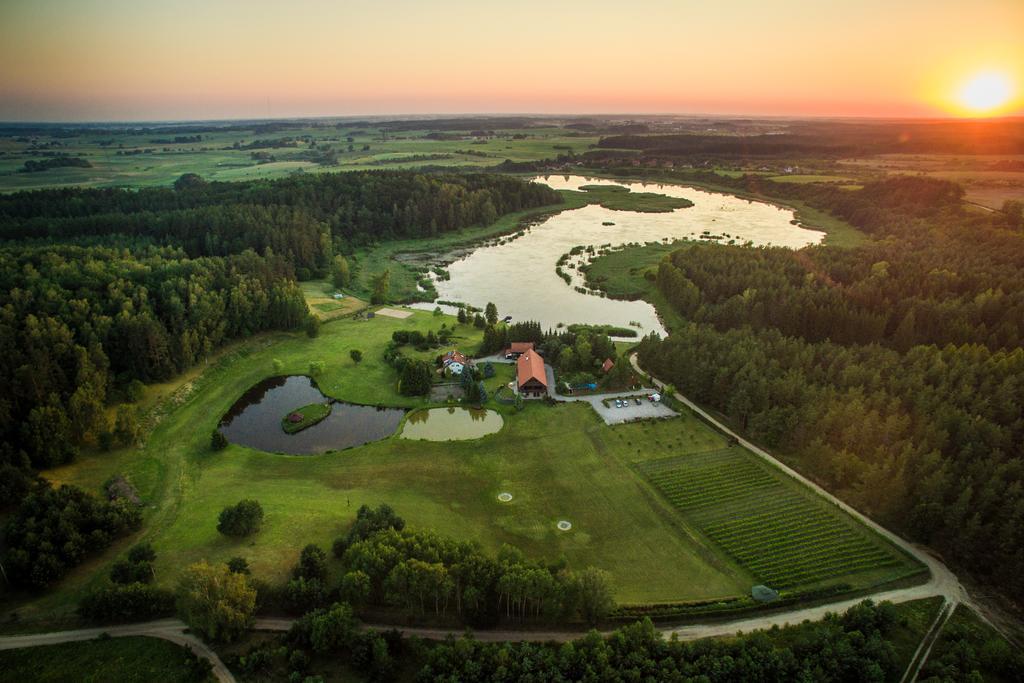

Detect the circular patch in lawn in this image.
[497,492,513,503]
[557,520,572,531]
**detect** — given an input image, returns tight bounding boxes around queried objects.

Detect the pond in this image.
[219,375,405,455]
[399,407,504,441]
[412,175,824,337]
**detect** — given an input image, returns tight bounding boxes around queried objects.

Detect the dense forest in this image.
[0,244,308,475]
[0,171,561,272]
[637,176,1024,598]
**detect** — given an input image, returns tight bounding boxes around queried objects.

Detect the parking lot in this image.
[564,392,678,425]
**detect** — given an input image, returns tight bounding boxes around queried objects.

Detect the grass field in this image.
[11,309,753,626]
[581,240,689,331]
[839,154,1024,210]
[0,126,600,193]
[0,636,212,682]
[634,448,921,591]
[301,281,367,320]
[576,184,695,212]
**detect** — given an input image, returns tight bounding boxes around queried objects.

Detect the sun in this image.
[956,71,1014,115]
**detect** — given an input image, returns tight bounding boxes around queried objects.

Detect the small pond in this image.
[400,407,504,441]
[219,375,404,455]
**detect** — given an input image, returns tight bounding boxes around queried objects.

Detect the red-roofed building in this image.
[516,350,548,398]
[504,341,535,359]
[601,358,615,373]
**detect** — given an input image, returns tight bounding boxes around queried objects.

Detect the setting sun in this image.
[957,71,1014,114]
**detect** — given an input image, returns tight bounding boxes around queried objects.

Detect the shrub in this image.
[217,499,264,537]
[210,430,228,451]
[293,544,329,582]
[350,349,363,363]
[309,602,358,653]
[286,576,328,614]
[110,559,153,585]
[305,315,320,338]
[227,557,251,575]
[78,583,175,623]
[333,504,405,557]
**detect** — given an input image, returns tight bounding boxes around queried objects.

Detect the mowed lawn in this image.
[31,309,748,623]
[153,403,748,604]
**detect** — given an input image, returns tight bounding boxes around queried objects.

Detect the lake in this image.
[219,375,404,455]
[400,407,504,441]
[413,175,824,336]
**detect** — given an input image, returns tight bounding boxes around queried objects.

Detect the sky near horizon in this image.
[1,0,1022,122]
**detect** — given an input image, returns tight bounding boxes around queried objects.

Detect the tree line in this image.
[332,504,615,627]
[638,175,1024,599]
[0,170,562,273]
[418,600,911,682]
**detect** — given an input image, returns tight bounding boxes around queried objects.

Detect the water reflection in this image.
[413,175,824,337]
[399,407,504,441]
[219,376,404,455]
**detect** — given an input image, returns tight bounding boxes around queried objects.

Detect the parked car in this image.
[634,397,642,405]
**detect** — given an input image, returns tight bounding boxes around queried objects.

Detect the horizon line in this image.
[2,111,1023,126]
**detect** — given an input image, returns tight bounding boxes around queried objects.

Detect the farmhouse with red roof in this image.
[516,350,548,398]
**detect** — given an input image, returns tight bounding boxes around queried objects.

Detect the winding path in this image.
[0,619,235,683]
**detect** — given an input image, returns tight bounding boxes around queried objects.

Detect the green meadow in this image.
[0,126,598,192]
[2,304,918,628]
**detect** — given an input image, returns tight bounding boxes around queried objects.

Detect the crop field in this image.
[838,153,1024,209]
[636,447,919,590]
[0,125,599,192]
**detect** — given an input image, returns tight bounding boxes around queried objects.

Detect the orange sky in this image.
[1,0,1022,121]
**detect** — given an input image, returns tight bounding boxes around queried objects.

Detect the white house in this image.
[442,349,471,375]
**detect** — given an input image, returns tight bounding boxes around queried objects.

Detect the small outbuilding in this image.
[504,341,535,359]
[751,585,779,603]
[601,358,615,373]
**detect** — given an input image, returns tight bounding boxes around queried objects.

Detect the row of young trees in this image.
[418,600,908,682]
[639,176,1024,598]
[329,504,615,627]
